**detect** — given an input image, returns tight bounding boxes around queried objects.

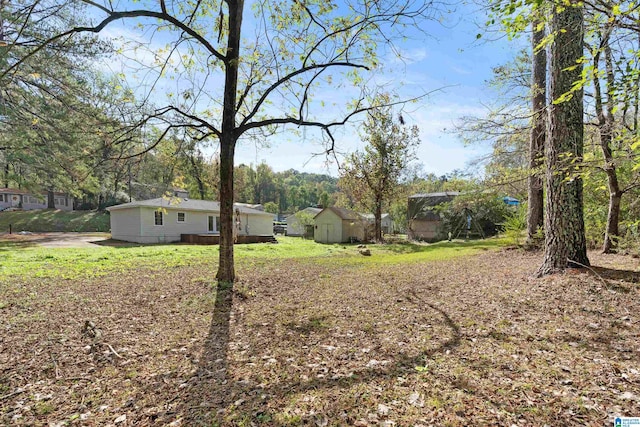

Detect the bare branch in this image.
[240,90,436,137]
[239,61,369,129]
[2,5,226,81]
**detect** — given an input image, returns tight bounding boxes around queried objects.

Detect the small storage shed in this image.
[314,207,366,244]
[107,197,274,244]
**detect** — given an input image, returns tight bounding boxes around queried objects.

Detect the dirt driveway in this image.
[0,232,112,247]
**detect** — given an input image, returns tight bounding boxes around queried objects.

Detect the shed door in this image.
[321,224,334,243]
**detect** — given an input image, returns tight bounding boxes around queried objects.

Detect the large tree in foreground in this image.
[340,100,419,242]
[526,10,545,244]
[537,0,589,276]
[6,0,439,282]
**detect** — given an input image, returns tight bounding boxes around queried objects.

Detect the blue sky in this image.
[96,0,527,178]
[230,2,527,177]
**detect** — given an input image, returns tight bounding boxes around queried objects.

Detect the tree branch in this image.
[2,4,226,80]
[239,61,369,129]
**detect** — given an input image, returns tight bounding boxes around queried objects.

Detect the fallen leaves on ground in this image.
[1,249,639,426]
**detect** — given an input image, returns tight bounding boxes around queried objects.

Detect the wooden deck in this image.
[180,234,277,244]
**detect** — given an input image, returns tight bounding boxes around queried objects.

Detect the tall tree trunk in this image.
[374,197,382,242]
[537,1,589,276]
[216,0,244,283]
[3,163,8,188]
[128,161,132,202]
[594,33,622,253]
[603,189,621,252]
[527,15,546,244]
[218,138,236,282]
[189,155,206,199]
[47,188,55,209]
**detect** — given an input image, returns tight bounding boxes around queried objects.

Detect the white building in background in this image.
[286,207,322,236]
[359,213,394,234]
[0,188,73,211]
[107,197,273,244]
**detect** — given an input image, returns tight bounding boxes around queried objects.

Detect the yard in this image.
[0,210,110,233]
[1,236,639,426]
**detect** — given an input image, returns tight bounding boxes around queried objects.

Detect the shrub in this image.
[501,204,527,246]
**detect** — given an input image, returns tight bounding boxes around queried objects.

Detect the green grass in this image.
[324,237,509,266]
[0,235,509,279]
[0,210,110,232]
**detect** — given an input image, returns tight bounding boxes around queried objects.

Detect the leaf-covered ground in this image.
[1,247,639,426]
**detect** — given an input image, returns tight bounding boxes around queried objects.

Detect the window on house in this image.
[0,194,5,202]
[208,215,219,232]
[177,212,186,223]
[154,210,163,226]
[27,196,43,204]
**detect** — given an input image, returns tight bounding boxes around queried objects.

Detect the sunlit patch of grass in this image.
[0,244,221,279]
[0,236,509,280]
[0,209,110,232]
[315,237,509,267]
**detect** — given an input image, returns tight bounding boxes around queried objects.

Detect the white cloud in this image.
[82,1,509,179]
[389,47,428,65]
[231,99,493,177]
[450,65,473,75]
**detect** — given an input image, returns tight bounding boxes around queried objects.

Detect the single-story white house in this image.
[360,213,394,234]
[106,197,274,244]
[286,207,322,236]
[0,188,73,211]
[314,206,366,244]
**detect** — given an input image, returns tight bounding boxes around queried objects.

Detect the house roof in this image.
[315,206,362,221]
[0,188,68,196]
[359,213,390,220]
[234,202,265,211]
[106,197,273,216]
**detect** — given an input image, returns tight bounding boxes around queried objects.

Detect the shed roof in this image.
[301,207,323,214]
[106,197,272,216]
[314,206,362,221]
[287,207,322,220]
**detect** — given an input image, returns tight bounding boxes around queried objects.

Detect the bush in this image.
[439,192,511,240]
[617,220,640,256]
[501,204,527,246]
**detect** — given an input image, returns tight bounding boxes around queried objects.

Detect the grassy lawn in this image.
[0,236,507,278]
[1,236,639,426]
[0,209,110,233]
